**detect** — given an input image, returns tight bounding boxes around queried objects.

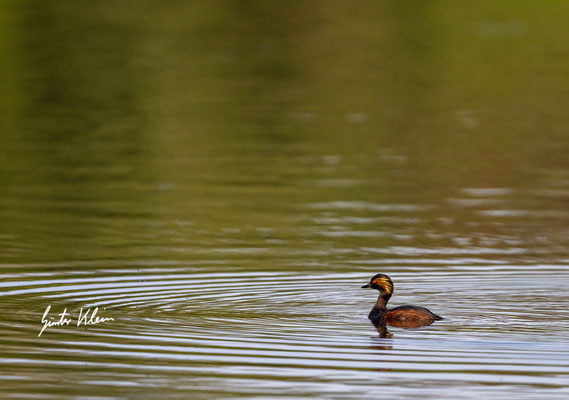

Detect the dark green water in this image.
[1,1,569,399]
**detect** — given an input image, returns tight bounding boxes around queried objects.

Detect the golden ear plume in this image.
[376,278,393,294]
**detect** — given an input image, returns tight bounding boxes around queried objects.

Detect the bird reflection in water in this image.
[368,317,439,372]
[371,314,439,338]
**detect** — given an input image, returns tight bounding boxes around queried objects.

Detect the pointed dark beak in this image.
[361,283,371,289]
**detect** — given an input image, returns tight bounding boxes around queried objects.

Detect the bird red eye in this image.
[372,280,376,284]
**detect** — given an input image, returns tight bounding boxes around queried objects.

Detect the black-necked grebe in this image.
[361,273,442,328]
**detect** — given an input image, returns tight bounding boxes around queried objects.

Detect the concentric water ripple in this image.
[2,266,569,399]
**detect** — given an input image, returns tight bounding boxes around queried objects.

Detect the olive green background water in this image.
[1,1,569,399]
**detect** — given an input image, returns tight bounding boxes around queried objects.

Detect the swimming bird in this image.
[361,273,443,328]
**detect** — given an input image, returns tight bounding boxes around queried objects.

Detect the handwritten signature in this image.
[39,305,115,337]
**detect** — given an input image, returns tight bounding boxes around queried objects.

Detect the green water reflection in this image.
[2,1,569,266]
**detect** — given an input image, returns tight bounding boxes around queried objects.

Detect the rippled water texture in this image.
[2,1,569,399]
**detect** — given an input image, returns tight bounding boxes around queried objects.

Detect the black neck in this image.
[368,292,391,321]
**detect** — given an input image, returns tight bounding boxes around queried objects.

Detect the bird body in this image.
[362,273,442,328]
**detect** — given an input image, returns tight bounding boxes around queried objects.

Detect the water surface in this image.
[1,1,569,399]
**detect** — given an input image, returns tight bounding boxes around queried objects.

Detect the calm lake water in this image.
[2,1,569,399]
